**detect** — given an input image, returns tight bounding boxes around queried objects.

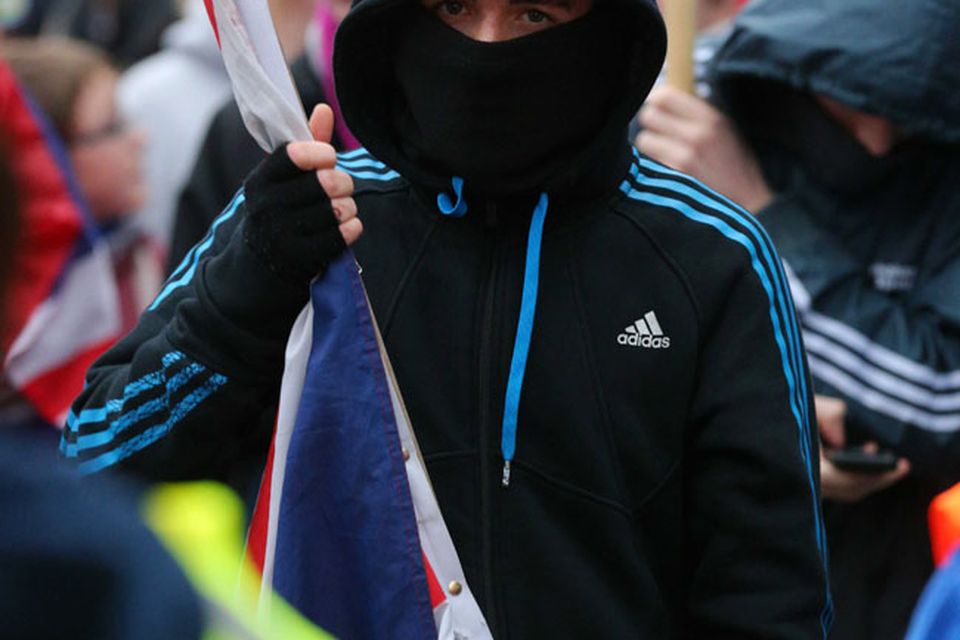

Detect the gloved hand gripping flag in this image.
[202,2,490,638]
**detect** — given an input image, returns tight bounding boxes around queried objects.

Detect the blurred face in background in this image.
[695,0,741,31]
[69,67,147,222]
[815,95,900,157]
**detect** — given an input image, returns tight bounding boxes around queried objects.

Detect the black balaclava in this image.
[391,6,631,197]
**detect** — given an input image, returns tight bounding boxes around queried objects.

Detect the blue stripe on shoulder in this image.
[621,155,833,637]
[336,148,401,182]
[632,155,811,427]
[337,148,370,161]
[150,191,246,311]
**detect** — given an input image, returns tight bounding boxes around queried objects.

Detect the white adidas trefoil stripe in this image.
[804,332,960,411]
[618,311,671,349]
[782,261,960,390]
[808,355,960,432]
[780,260,960,432]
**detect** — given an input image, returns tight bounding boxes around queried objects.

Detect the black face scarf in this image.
[729,81,912,197]
[392,7,630,196]
[786,96,914,196]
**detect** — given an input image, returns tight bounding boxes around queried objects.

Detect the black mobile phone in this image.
[827,449,899,474]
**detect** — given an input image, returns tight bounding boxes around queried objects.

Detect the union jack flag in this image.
[202,1,490,636]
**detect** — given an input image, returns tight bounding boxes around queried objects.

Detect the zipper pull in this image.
[501,460,512,488]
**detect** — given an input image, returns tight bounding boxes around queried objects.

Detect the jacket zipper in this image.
[477,201,500,635]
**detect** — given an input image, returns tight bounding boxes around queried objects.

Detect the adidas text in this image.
[617,333,671,349]
[618,311,671,349]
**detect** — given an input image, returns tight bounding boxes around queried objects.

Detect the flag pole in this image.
[664,0,697,94]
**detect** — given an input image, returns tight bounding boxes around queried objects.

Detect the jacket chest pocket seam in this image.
[566,255,633,507]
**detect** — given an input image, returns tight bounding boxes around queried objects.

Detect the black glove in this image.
[242,146,347,285]
[171,146,349,383]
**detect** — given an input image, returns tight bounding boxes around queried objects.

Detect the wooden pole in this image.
[664,0,698,94]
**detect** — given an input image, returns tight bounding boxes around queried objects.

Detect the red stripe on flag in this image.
[20,338,115,426]
[422,550,447,609]
[246,425,277,575]
[203,0,221,47]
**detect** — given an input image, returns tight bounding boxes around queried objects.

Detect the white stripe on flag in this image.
[367,294,492,639]
[210,0,311,152]
[5,245,120,385]
[258,306,313,617]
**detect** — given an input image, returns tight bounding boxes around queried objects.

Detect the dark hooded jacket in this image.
[65,1,832,637]
[710,1,960,638]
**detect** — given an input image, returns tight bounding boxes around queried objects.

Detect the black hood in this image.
[334,0,666,198]
[710,0,960,145]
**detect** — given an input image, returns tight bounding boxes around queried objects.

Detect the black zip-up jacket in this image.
[65,0,832,637]
[709,1,960,638]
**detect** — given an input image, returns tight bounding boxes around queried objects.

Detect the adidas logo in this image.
[618,311,671,349]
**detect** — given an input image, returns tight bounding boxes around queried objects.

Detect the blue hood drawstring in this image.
[437,176,469,217]
[437,181,549,488]
[500,192,548,487]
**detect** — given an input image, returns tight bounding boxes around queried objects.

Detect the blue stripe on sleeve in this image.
[149,192,246,311]
[67,363,205,455]
[64,352,186,434]
[336,149,401,181]
[337,165,402,181]
[337,148,370,161]
[621,161,833,637]
[336,156,391,170]
[632,157,811,427]
[78,373,227,475]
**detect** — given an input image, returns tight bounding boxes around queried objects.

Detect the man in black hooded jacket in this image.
[64,0,833,637]
[636,0,960,637]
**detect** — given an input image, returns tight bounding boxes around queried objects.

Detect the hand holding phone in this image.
[827,448,899,475]
[815,395,911,502]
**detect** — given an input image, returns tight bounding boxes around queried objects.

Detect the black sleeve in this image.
[167,101,267,273]
[62,192,307,481]
[684,255,831,639]
[761,194,960,476]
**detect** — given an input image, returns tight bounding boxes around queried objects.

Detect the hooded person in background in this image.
[636,0,960,637]
[66,0,833,636]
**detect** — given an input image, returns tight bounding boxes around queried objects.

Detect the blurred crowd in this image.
[1,0,959,638]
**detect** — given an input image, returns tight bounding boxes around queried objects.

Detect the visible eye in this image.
[523,9,551,23]
[436,0,466,15]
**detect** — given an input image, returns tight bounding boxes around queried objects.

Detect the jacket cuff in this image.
[170,216,309,384]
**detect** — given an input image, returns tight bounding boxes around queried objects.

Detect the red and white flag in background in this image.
[1,61,122,428]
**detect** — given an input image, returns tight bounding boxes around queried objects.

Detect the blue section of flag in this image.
[271,252,436,640]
